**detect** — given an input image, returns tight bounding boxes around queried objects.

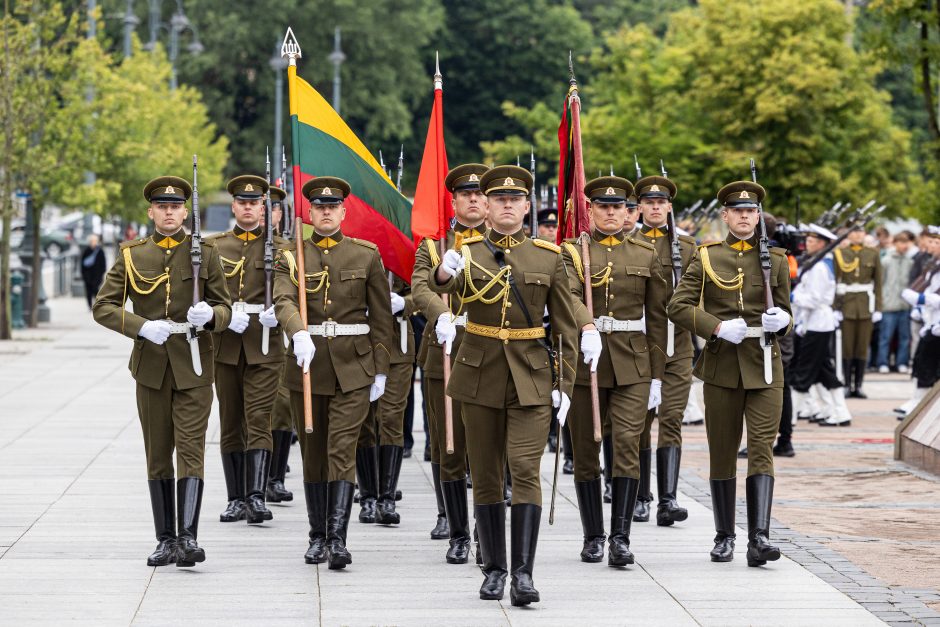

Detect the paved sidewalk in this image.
[0,298,906,625]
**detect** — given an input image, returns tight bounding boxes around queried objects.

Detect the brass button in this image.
[651,239,656,244]
[165,250,171,255]
[608,311,614,316]
[243,242,247,247]
[738,252,743,257]
[324,265,329,270]
[607,262,613,267]
[607,247,612,252]
[327,300,332,305]
[323,250,329,255]
[504,321,511,326]
[737,268,743,272]
[504,340,509,345]
[610,294,616,299]
[461,357,466,362]
[536,280,541,285]
[507,302,512,307]
[497,329,510,340]
[504,249,511,254]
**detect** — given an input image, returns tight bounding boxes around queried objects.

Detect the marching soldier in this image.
[536,208,558,242]
[898,227,940,417]
[93,176,231,567]
[207,175,285,525]
[354,274,414,525]
[273,176,393,570]
[265,186,295,504]
[834,226,883,398]
[634,174,696,526]
[412,163,487,563]
[668,180,792,567]
[431,165,580,605]
[560,176,669,566]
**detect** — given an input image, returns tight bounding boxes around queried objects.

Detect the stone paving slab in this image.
[0,299,893,626]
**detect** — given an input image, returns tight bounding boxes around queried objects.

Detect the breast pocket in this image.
[180,266,209,282]
[340,268,367,299]
[523,272,550,307]
[625,265,651,295]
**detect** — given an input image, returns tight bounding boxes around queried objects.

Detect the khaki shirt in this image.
[834,244,883,319]
[93,229,232,390]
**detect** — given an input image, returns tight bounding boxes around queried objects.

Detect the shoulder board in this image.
[626,237,655,251]
[770,246,787,257]
[349,237,377,250]
[678,234,697,246]
[203,232,226,241]
[532,239,561,253]
[199,237,216,248]
[462,235,485,245]
[699,241,721,249]
[121,238,147,249]
[274,235,290,247]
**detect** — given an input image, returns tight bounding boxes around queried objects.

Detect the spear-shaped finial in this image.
[568,50,576,85]
[517,155,521,167]
[281,27,302,66]
[433,50,442,90]
[610,164,614,176]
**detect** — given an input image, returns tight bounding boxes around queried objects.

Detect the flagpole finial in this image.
[281,27,302,66]
[568,51,576,85]
[433,50,443,90]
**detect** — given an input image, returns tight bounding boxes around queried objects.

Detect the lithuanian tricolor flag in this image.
[287,65,415,281]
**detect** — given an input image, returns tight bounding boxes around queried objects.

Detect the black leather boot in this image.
[326,480,355,569]
[633,448,652,522]
[356,446,378,523]
[504,469,513,507]
[852,358,868,398]
[474,523,482,565]
[608,476,639,566]
[602,435,613,503]
[146,479,176,566]
[562,422,574,475]
[745,474,780,567]
[219,451,246,522]
[430,463,449,539]
[376,445,403,525]
[574,477,605,563]
[303,482,328,564]
[245,449,273,524]
[266,430,294,503]
[656,447,689,526]
[509,503,542,607]
[442,477,471,564]
[175,477,205,567]
[475,503,507,600]
[709,478,736,562]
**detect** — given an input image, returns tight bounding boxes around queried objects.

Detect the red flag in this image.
[411,56,452,244]
[556,81,588,244]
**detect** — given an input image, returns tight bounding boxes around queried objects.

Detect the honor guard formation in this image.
[91,157,940,607]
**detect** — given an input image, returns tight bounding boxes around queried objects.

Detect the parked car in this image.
[8,221,75,257]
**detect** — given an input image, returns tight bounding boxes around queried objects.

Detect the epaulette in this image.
[699,241,721,249]
[462,235,485,245]
[561,242,584,283]
[349,237,378,250]
[770,246,787,257]
[626,237,655,251]
[121,238,147,249]
[203,232,226,241]
[678,234,697,246]
[200,237,216,248]
[532,239,561,253]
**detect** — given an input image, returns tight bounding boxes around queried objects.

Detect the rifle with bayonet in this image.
[530,147,537,236]
[281,146,291,239]
[262,147,275,356]
[660,159,683,357]
[396,145,404,193]
[750,158,774,386]
[189,155,204,376]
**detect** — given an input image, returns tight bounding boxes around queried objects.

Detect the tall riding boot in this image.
[852,358,868,398]
[175,477,205,567]
[146,479,176,566]
[219,451,246,522]
[709,478,736,562]
[245,449,273,524]
[356,447,378,523]
[376,445,403,525]
[608,477,639,566]
[266,430,294,503]
[745,474,780,567]
[842,359,852,391]
[442,477,471,564]
[509,503,542,607]
[633,448,652,522]
[574,477,605,562]
[303,482,328,564]
[656,447,689,526]
[475,503,508,600]
[602,435,613,503]
[430,463,449,539]
[561,422,574,474]
[325,480,355,570]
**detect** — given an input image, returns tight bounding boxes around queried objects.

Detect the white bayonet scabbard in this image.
[762,340,772,385]
[399,317,408,354]
[835,328,843,381]
[666,320,675,357]
[189,327,203,376]
[262,327,270,356]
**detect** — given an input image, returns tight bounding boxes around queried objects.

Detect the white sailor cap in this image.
[804,223,837,241]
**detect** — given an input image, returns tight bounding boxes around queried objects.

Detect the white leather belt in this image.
[232,302,265,314]
[594,316,644,333]
[837,282,875,312]
[743,326,765,338]
[308,322,370,338]
[453,313,468,327]
[166,322,204,334]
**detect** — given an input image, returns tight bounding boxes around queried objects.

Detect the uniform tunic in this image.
[834,245,882,360]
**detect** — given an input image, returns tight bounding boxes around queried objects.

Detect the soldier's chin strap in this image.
[481,235,558,387]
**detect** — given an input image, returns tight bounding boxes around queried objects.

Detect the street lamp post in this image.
[269,43,288,184]
[137,0,202,88]
[328,26,345,114]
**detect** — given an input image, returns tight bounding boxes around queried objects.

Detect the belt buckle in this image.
[497,328,510,340]
[232,301,246,314]
[322,321,337,338]
[597,316,614,333]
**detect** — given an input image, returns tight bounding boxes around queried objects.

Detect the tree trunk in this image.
[921,3,940,154]
[27,195,40,328]
[0,212,12,340]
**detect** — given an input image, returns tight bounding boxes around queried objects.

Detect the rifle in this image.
[660,160,682,357]
[281,146,291,238]
[529,147,537,236]
[750,159,774,385]
[262,147,275,356]
[189,155,203,376]
[549,333,563,526]
[396,145,404,193]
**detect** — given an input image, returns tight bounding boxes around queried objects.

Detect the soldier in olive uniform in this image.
[834,227,883,398]
[432,165,580,605]
[634,175,696,526]
[354,274,414,525]
[207,175,285,525]
[265,186,295,504]
[93,176,232,567]
[411,163,488,563]
[273,176,393,570]
[560,176,669,566]
[668,181,792,567]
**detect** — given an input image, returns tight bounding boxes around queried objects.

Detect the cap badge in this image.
[504,177,514,186]
[605,187,615,195]
[739,190,750,199]
[469,174,479,182]
[245,183,254,192]
[650,184,660,192]
[548,213,556,220]
[322,187,332,195]
[164,186,175,194]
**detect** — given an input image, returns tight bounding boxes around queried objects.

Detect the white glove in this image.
[580,329,602,372]
[795,322,807,337]
[370,374,387,402]
[761,306,791,333]
[390,292,405,315]
[292,330,315,372]
[716,318,747,344]
[259,306,278,328]
[435,312,457,355]
[901,288,921,307]
[911,307,923,323]
[648,378,663,410]
[187,301,214,326]
[552,390,571,426]
[920,325,931,338]
[834,310,844,323]
[932,324,940,338]
[835,284,847,296]
[871,311,882,324]
[139,320,172,345]
[229,310,250,334]
[925,293,940,308]
[441,249,465,277]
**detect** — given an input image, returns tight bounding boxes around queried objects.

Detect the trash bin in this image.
[11,269,26,329]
